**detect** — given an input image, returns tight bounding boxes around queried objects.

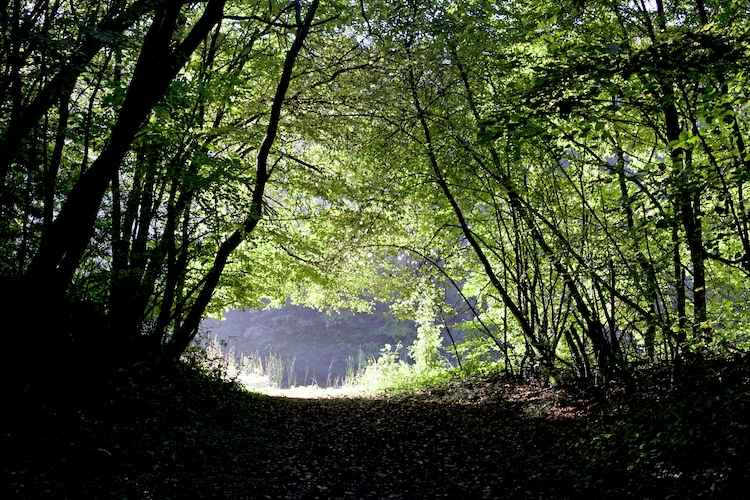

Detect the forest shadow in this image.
[244,369,748,499]
[2,363,748,499]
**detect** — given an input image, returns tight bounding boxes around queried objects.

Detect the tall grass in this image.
[286,357,297,388]
[189,332,495,395]
[344,348,367,386]
[189,334,372,392]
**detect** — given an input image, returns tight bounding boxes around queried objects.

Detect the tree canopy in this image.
[2,0,749,400]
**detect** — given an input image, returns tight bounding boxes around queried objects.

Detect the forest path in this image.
[4,372,745,499]
[238,381,617,499]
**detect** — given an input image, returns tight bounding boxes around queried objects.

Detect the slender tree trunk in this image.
[404,53,560,382]
[167,0,321,359]
[673,227,688,351]
[614,141,660,360]
[0,0,156,187]
[44,93,70,230]
[681,149,708,335]
[663,91,707,347]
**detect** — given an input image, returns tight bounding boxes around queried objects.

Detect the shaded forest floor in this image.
[2,360,749,499]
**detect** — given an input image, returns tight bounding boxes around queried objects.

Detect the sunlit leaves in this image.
[3,0,750,380]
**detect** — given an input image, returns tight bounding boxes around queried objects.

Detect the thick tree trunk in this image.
[25,0,226,299]
[3,0,227,402]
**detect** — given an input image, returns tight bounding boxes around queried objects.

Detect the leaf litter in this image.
[2,369,748,499]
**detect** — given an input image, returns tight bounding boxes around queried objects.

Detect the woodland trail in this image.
[242,382,603,499]
[225,377,745,500]
[2,373,747,499]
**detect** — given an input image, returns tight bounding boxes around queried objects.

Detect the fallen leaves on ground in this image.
[242,381,601,499]
[2,369,748,499]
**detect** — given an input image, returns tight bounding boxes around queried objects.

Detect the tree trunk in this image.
[0,0,157,187]
[3,0,227,401]
[167,0,321,359]
[614,142,660,360]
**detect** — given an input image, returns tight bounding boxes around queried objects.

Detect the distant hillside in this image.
[201,303,418,387]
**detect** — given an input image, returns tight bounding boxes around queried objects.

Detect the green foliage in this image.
[307,0,750,386]
[5,1,750,495]
[407,286,446,372]
[356,342,412,392]
[3,0,750,398]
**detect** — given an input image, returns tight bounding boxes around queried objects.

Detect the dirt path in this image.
[234,383,619,499]
[3,375,745,499]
